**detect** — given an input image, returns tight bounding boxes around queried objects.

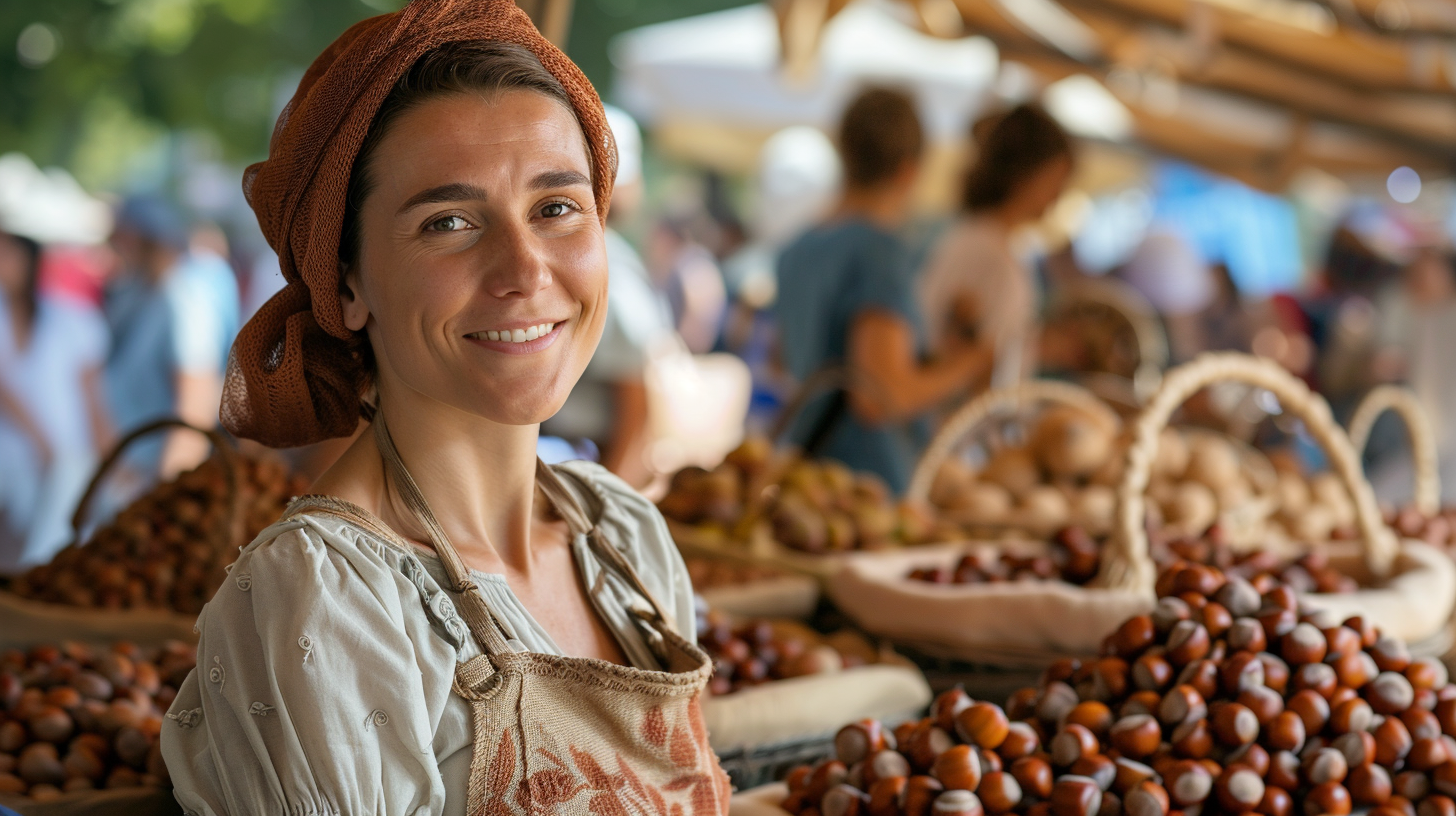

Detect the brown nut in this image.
[1282,623,1329,665]
[1159,685,1207,727]
[900,776,947,816]
[1291,662,1338,699]
[1303,781,1352,816]
[1303,747,1350,786]
[1133,654,1175,692]
[1402,708,1443,741]
[1227,619,1268,654]
[1176,659,1220,701]
[1110,715,1162,759]
[823,783,870,816]
[1011,756,1054,799]
[1238,686,1286,725]
[1392,770,1431,801]
[1264,711,1307,754]
[1267,751,1302,791]
[1325,626,1363,660]
[932,745,983,792]
[838,720,892,766]
[907,724,956,774]
[1434,760,1456,798]
[1371,671,1418,715]
[862,750,913,791]
[1120,690,1164,720]
[933,689,974,733]
[808,760,851,804]
[978,771,1022,814]
[1258,786,1294,816]
[1050,775,1102,816]
[956,703,1010,750]
[930,789,984,816]
[1348,764,1394,806]
[1257,653,1292,694]
[1066,702,1113,739]
[1006,688,1040,722]
[1420,795,1456,816]
[1408,736,1450,771]
[1375,716,1414,768]
[1221,652,1267,696]
[1201,602,1233,639]
[1408,658,1450,691]
[1333,730,1378,768]
[1331,698,1375,735]
[1124,780,1169,816]
[1038,682,1080,726]
[1112,758,1158,795]
[1371,637,1413,674]
[1113,616,1157,658]
[868,776,910,816]
[1215,766,1265,813]
[1333,651,1379,690]
[1227,742,1270,776]
[1051,724,1100,768]
[1164,760,1212,807]
[1165,621,1211,666]
[1211,702,1260,747]
[1170,718,1212,759]
[1287,689,1332,734]
[998,722,1041,762]
[1152,597,1192,635]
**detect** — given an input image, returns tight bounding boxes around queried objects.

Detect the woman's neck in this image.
[316,389,547,576]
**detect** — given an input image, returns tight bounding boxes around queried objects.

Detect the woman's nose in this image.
[480,221,552,299]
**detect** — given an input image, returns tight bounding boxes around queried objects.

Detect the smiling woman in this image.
[159,2,730,815]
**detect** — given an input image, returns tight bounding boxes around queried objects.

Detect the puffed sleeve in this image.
[162,518,457,816]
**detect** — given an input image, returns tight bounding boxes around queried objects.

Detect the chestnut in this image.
[933,689,974,733]
[1303,782,1352,816]
[1374,716,1414,768]
[1238,686,1285,725]
[1110,715,1162,759]
[1264,711,1307,753]
[931,789,984,816]
[1088,660,1130,704]
[1051,724,1100,768]
[901,776,947,816]
[1227,619,1268,654]
[1282,622,1328,665]
[1050,775,1102,816]
[979,748,1003,775]
[1069,755,1116,792]
[1165,621,1211,666]
[1159,685,1207,727]
[868,776,909,816]
[1258,785,1294,816]
[823,783,870,816]
[1287,689,1332,734]
[838,720,891,766]
[1214,766,1265,812]
[1011,756,1053,800]
[1303,747,1349,785]
[956,703,1010,750]
[978,771,1022,814]
[1164,760,1211,807]
[1132,654,1175,693]
[932,745,982,791]
[1330,698,1375,735]
[1124,780,1169,816]
[1348,763,1393,806]
[1170,718,1212,759]
[1211,702,1259,747]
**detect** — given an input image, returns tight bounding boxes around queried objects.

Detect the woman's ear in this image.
[339,263,370,332]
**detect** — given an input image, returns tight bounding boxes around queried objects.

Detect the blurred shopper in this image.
[647,216,727,354]
[1119,228,1216,362]
[918,104,1073,387]
[542,105,674,486]
[103,196,239,483]
[0,220,112,572]
[775,87,989,493]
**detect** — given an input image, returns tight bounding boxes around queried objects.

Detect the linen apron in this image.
[291,416,730,815]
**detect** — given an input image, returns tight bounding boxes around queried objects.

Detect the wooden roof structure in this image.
[775,0,1456,190]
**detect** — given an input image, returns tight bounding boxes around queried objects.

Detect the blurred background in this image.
[1,0,1454,570]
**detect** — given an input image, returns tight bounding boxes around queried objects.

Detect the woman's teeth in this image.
[472,323,555,343]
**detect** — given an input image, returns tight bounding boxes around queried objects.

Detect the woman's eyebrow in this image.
[396,182,489,214]
[529,169,590,191]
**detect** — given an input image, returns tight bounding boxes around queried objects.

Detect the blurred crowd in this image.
[2,87,1453,573]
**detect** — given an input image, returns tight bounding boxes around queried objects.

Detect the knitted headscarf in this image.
[223,0,616,447]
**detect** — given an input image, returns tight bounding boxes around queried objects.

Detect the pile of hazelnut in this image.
[907,529,1102,587]
[1387,507,1456,553]
[0,641,196,801]
[13,454,310,614]
[697,610,870,696]
[781,560,1456,816]
[686,557,790,591]
[1156,538,1358,596]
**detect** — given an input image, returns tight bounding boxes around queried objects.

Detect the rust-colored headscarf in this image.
[223,0,616,448]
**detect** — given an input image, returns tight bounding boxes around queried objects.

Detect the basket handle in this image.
[769,364,897,445]
[906,379,1122,504]
[1051,277,1169,402]
[69,418,241,545]
[1347,385,1440,517]
[1103,353,1396,594]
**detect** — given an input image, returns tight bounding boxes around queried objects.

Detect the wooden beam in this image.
[514,0,575,48]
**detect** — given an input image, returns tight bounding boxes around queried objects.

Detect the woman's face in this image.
[0,232,32,299]
[1011,154,1073,224]
[342,89,607,426]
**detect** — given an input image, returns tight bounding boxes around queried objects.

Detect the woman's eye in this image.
[541,201,572,218]
[427,215,469,232]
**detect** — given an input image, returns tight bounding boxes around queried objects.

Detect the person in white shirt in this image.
[918,104,1073,387]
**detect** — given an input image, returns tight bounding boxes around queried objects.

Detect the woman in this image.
[160,3,729,814]
[918,104,1073,388]
[0,223,111,572]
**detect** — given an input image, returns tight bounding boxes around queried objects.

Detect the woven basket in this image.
[698,574,820,620]
[0,419,240,648]
[1046,275,1170,404]
[1111,353,1456,645]
[1348,384,1441,516]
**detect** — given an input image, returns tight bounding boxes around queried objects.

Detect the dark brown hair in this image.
[339,40,586,270]
[837,87,924,189]
[962,104,1072,212]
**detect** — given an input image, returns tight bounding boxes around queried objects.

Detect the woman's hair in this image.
[0,231,41,326]
[338,41,585,270]
[837,87,924,189]
[961,104,1072,212]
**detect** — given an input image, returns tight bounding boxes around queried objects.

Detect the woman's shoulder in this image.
[229,502,425,593]
[551,461,664,536]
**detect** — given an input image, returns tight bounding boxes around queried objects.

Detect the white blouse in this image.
[161,461,697,816]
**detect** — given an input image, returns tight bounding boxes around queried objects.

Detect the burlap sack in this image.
[1300,539,1456,647]
[699,575,820,620]
[0,591,197,649]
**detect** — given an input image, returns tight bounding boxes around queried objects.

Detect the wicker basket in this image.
[1045,275,1170,405]
[0,419,240,648]
[1348,384,1441,516]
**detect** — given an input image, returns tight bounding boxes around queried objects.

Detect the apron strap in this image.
[372,416,515,657]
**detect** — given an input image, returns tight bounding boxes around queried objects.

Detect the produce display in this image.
[781,558,1453,816]
[686,557,791,591]
[696,608,880,696]
[12,453,310,614]
[1157,538,1359,595]
[661,438,952,554]
[906,529,1102,587]
[1386,506,1456,552]
[0,641,196,801]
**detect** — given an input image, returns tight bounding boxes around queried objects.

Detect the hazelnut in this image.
[1164,760,1212,807]
[1331,697,1375,735]
[1152,597,1192,635]
[1133,654,1175,692]
[1258,785,1294,816]
[1124,780,1169,816]
[931,789,984,816]
[1088,659,1129,703]
[28,706,74,744]
[1257,653,1291,694]
[1333,731,1378,768]
[1267,750,1302,791]
[1325,625,1363,659]
[1403,708,1443,741]
[1006,688,1041,722]
[787,766,813,793]
[823,783,870,816]
[1216,577,1261,617]
[1439,699,1456,737]
[1012,756,1054,799]
[979,748,1003,775]
[1120,690,1164,719]
[1392,770,1431,801]
[868,776,910,816]
[1072,755,1117,793]
[1259,607,1298,642]
[933,689,974,733]
[932,745,983,791]
[1282,623,1329,665]
[1421,795,1456,816]
[1113,616,1157,658]
[863,750,912,790]
[998,722,1041,762]
[1408,658,1450,691]
[1343,616,1380,648]
[807,759,851,804]
[1386,798,1419,816]
[1227,618,1268,653]
[956,703,1011,750]
[1347,763,1393,805]
[1110,715,1162,759]
[1287,689,1332,734]
[1201,602,1233,639]
[1264,711,1307,753]
[1176,659,1220,701]
[1408,736,1450,771]
[1238,686,1286,724]
[1095,791,1120,816]
[1170,718,1212,759]
[1038,682,1080,725]
[1221,652,1266,696]
[1435,760,1456,797]
[1211,702,1260,747]
[1303,781,1352,816]
[1051,724,1100,768]
[1215,766,1265,812]
[1228,742,1270,776]
[1112,758,1157,794]
[978,771,1022,814]
[1066,702,1113,738]
[901,776,947,816]
[18,743,65,786]
[1165,621,1211,666]
[1292,662,1338,699]
[1371,637,1412,674]
[1050,775,1102,816]
[1375,716,1414,768]
[907,724,956,773]
[1159,685,1207,727]
[1303,747,1350,785]
[838,720,892,766]
[1044,658,1082,686]
[1371,671,1418,715]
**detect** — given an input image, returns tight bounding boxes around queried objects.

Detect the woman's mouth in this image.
[463,321,564,354]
